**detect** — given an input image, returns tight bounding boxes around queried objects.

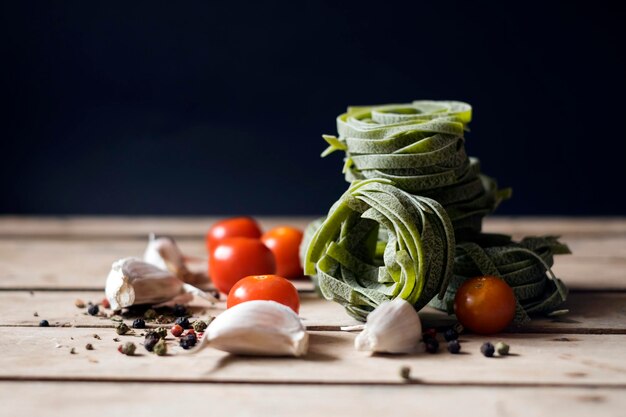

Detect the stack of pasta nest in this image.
[302,101,569,322]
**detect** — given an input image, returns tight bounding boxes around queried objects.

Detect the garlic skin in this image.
[143,234,193,279]
[354,298,422,354]
[198,300,309,357]
[105,257,215,311]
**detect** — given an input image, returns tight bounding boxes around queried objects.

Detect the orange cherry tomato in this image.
[261,226,304,279]
[209,237,275,294]
[227,275,300,314]
[454,276,516,335]
[206,217,262,253]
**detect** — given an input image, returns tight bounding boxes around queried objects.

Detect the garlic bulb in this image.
[354,298,422,354]
[195,300,309,357]
[143,234,187,274]
[105,257,215,311]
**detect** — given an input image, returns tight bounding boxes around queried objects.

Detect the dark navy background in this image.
[2,1,625,215]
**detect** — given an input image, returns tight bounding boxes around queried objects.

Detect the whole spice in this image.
[174,317,190,329]
[184,331,197,346]
[101,298,110,309]
[496,341,510,356]
[153,339,167,356]
[143,309,157,320]
[116,322,130,335]
[444,328,459,342]
[118,342,136,356]
[70,347,76,354]
[154,327,168,339]
[93,334,101,340]
[39,319,49,327]
[192,320,208,333]
[179,337,193,350]
[144,332,160,352]
[425,338,439,354]
[85,343,94,351]
[173,304,187,317]
[171,324,184,337]
[447,340,461,354]
[481,342,495,357]
[75,299,86,308]
[87,304,99,316]
[132,318,146,329]
[400,366,411,380]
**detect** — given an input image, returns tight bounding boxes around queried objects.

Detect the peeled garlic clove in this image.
[355,298,422,354]
[196,300,308,357]
[105,257,185,311]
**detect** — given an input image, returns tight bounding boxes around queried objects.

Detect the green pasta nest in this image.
[304,100,569,322]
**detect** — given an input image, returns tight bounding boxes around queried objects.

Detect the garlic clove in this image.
[195,300,309,357]
[143,234,209,286]
[354,298,422,354]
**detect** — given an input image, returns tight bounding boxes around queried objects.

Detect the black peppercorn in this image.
[132,318,146,329]
[174,316,190,329]
[144,332,160,352]
[447,340,461,354]
[444,328,459,342]
[425,338,439,353]
[179,337,193,350]
[185,332,197,346]
[39,319,49,327]
[87,304,99,316]
[481,342,495,357]
[173,304,187,317]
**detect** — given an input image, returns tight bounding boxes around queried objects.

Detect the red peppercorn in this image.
[117,345,123,353]
[101,298,110,309]
[423,328,437,340]
[171,324,184,337]
[186,329,196,336]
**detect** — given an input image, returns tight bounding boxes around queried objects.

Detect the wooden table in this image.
[1,216,625,416]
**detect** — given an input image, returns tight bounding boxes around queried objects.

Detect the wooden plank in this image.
[1,216,625,238]
[1,291,624,334]
[0,291,360,329]
[1,327,625,386]
[2,382,624,417]
[1,236,624,290]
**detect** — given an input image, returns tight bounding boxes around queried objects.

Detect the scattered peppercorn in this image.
[481,342,495,357]
[185,331,197,346]
[87,304,99,316]
[74,299,86,308]
[144,332,160,352]
[93,334,101,340]
[132,318,146,329]
[171,324,184,337]
[192,320,208,333]
[70,347,77,354]
[33,312,39,317]
[173,304,188,317]
[399,366,411,380]
[116,322,130,335]
[113,337,120,342]
[444,328,459,342]
[211,290,220,300]
[174,317,190,329]
[496,342,510,356]
[39,319,49,327]
[118,342,136,356]
[423,328,437,340]
[155,314,174,324]
[143,309,157,320]
[154,339,167,356]
[101,298,110,309]
[447,340,461,354]
[425,338,439,354]
[85,343,94,351]
[179,337,193,350]
[154,327,168,339]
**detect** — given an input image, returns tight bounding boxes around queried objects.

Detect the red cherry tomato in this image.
[227,275,300,314]
[454,276,516,335]
[206,217,262,253]
[261,226,304,279]
[209,237,275,294]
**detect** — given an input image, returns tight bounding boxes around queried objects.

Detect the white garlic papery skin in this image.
[354,298,422,354]
[105,257,185,311]
[143,234,190,278]
[200,300,309,357]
